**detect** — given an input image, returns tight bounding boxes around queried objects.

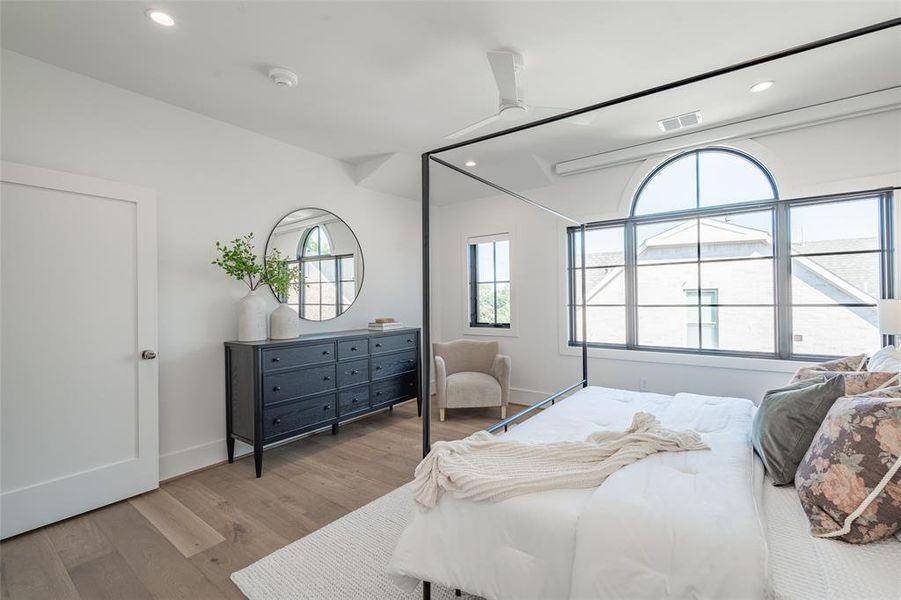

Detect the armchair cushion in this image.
[445,372,502,409]
[433,339,498,376]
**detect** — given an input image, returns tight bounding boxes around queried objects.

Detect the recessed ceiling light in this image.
[464,160,477,167]
[750,80,774,93]
[146,9,175,27]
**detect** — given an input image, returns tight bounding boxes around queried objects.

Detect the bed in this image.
[388,386,901,599]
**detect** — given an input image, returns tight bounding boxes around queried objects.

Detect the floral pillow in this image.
[797,354,869,376]
[789,370,899,395]
[795,395,901,543]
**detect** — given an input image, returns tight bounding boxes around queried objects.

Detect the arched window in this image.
[300,225,332,258]
[567,147,891,359]
[632,148,777,216]
[297,225,355,321]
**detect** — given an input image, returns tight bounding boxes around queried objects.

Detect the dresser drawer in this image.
[261,342,335,372]
[337,358,369,388]
[370,332,417,355]
[264,394,336,440]
[371,349,417,380]
[263,364,336,404]
[371,373,417,407]
[338,386,370,417]
[337,339,369,360]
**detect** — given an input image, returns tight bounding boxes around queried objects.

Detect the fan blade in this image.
[532,106,596,126]
[444,113,502,140]
[487,51,519,102]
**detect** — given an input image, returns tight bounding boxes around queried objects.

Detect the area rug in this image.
[231,485,479,600]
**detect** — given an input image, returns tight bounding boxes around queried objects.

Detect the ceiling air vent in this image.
[657,110,703,133]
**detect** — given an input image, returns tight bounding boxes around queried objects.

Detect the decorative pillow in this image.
[752,375,846,485]
[796,395,901,543]
[868,345,901,373]
[854,385,901,398]
[789,370,900,395]
[798,353,869,376]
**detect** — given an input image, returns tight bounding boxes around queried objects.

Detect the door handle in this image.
[141,350,157,360]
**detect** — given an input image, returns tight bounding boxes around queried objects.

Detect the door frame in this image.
[0,161,159,539]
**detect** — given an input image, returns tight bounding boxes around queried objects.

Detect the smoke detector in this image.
[268,67,299,88]
[657,110,702,133]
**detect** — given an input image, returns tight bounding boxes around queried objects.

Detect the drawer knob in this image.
[409,382,415,387]
[322,350,330,355]
[375,366,382,370]
[407,339,413,343]
[407,359,414,363]
[273,417,282,425]
[376,391,382,396]
[324,376,331,381]
[272,386,282,391]
[323,405,330,411]
[272,357,281,362]
[375,343,382,348]
[352,398,358,403]
[350,369,359,375]
[350,346,357,351]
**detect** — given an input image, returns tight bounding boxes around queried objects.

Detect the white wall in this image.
[433,109,901,406]
[0,51,421,479]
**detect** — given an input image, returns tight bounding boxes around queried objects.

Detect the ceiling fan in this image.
[444,50,595,140]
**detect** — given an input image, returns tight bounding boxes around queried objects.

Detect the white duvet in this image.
[387,386,768,600]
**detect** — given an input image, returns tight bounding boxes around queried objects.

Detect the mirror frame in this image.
[264,208,365,321]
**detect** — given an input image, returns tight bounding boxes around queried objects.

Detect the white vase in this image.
[270,303,299,340]
[237,290,267,341]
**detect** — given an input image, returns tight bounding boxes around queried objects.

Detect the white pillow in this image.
[867,345,901,372]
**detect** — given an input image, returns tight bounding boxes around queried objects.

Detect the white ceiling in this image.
[2,0,899,169]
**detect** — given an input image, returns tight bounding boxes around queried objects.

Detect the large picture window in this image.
[567,148,893,359]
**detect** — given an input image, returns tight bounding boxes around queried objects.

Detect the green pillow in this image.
[751,375,845,485]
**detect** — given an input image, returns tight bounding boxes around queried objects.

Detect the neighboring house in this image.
[582,219,878,355]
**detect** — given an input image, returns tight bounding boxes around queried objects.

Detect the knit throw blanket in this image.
[412,412,709,508]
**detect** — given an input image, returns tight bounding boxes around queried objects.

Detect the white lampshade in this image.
[878,299,901,334]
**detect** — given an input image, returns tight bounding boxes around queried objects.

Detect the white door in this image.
[0,162,158,539]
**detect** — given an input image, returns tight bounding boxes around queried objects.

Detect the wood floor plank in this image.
[0,530,80,600]
[44,513,112,569]
[0,400,497,600]
[67,551,153,600]
[91,501,223,600]
[129,489,226,558]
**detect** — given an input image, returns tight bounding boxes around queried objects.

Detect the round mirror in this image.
[265,208,364,321]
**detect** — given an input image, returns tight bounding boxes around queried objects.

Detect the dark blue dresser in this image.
[225,328,421,477]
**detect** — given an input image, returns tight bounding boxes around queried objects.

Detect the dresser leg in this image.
[227,437,235,463]
[331,423,339,435]
[254,444,263,478]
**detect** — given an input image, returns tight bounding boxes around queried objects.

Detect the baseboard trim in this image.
[509,386,558,406]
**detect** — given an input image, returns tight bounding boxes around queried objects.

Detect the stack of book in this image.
[368,317,405,331]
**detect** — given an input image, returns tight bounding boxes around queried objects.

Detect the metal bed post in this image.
[421,152,432,600]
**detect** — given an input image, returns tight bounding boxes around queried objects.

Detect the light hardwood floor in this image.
[0,401,499,600]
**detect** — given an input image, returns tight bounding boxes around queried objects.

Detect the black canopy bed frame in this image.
[416,17,901,600]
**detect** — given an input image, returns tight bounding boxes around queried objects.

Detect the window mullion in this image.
[624,222,638,348]
[774,202,792,359]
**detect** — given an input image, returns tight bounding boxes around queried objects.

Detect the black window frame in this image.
[567,154,894,361]
[468,237,511,329]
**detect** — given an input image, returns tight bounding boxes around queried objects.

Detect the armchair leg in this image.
[501,406,507,419]
[439,408,446,422]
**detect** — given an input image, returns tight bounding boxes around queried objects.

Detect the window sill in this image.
[465,327,519,338]
[559,344,808,373]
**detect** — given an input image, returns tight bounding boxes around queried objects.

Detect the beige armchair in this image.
[433,339,511,421]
